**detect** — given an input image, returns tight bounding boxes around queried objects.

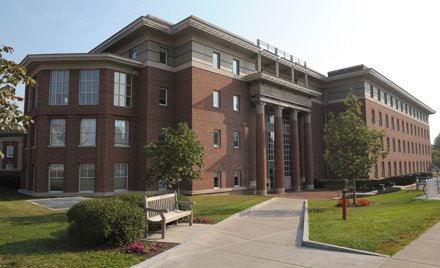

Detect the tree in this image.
[432,150,440,170]
[145,122,204,194]
[433,133,440,151]
[0,45,35,156]
[324,92,387,204]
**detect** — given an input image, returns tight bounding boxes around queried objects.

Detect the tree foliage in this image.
[145,122,204,193]
[324,92,387,204]
[432,150,440,169]
[0,45,34,132]
[433,133,440,151]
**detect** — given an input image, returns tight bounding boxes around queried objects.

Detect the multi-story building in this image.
[19,15,435,196]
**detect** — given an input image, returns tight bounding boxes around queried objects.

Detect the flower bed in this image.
[124,240,178,258]
[193,216,215,224]
[336,198,372,207]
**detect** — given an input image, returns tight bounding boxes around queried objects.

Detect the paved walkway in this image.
[138,198,388,268]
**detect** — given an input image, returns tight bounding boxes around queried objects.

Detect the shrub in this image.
[67,198,146,247]
[112,192,146,208]
[336,198,371,207]
[194,216,214,224]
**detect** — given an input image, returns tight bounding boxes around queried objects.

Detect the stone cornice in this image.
[244,72,322,98]
[20,53,143,75]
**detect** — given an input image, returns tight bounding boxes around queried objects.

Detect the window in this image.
[403,140,406,153]
[386,137,390,151]
[6,145,14,158]
[159,88,167,106]
[392,138,396,152]
[232,59,240,75]
[390,96,394,107]
[371,109,375,124]
[381,161,385,177]
[233,95,240,111]
[378,112,383,127]
[49,70,69,105]
[158,177,167,191]
[384,92,387,104]
[395,98,399,109]
[394,162,397,176]
[369,85,373,98]
[397,119,400,131]
[6,163,13,170]
[284,133,291,176]
[50,119,66,146]
[31,122,36,147]
[377,89,381,101]
[79,69,99,105]
[113,72,132,107]
[213,90,220,108]
[385,115,389,128]
[114,163,128,191]
[402,121,405,132]
[234,171,241,187]
[214,129,221,147]
[214,171,221,188]
[233,131,240,149]
[398,140,401,153]
[212,52,220,69]
[80,119,96,146]
[391,117,395,130]
[374,163,378,178]
[159,47,168,64]
[79,164,95,192]
[115,120,129,145]
[388,162,392,177]
[49,164,64,192]
[129,48,136,59]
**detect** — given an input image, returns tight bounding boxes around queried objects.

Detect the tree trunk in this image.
[177,182,180,195]
[352,177,357,205]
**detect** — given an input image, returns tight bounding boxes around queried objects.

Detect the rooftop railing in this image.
[257,39,307,67]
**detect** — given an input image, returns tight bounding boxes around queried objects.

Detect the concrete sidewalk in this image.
[136,198,388,268]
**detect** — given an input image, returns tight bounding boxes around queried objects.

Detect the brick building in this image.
[19,15,435,196]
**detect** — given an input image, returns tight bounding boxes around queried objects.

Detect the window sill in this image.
[159,104,167,107]
[213,146,221,149]
[78,145,96,147]
[114,144,130,148]
[115,189,128,192]
[47,145,65,148]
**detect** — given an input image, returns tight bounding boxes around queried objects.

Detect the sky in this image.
[3,0,440,143]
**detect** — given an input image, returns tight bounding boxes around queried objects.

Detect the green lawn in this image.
[308,190,440,255]
[0,187,270,267]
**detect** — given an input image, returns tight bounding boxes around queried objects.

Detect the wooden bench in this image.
[144,192,195,239]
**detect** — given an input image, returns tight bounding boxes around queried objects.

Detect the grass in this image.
[188,195,272,222]
[0,186,270,267]
[308,190,440,255]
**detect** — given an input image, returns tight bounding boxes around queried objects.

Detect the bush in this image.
[0,171,21,188]
[112,192,146,208]
[67,198,146,247]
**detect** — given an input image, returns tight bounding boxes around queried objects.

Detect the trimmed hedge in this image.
[315,172,432,192]
[67,198,146,246]
[112,192,146,208]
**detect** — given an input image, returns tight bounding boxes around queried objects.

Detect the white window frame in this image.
[233,131,240,149]
[159,47,168,64]
[113,72,132,108]
[159,88,167,106]
[79,69,99,105]
[213,90,220,108]
[212,52,220,69]
[48,164,64,192]
[158,177,167,191]
[214,129,221,148]
[214,171,221,189]
[6,145,14,158]
[50,119,66,146]
[49,70,69,105]
[233,171,241,187]
[129,48,137,59]
[114,163,128,191]
[79,163,95,192]
[232,59,240,75]
[233,95,240,112]
[115,120,129,146]
[80,119,96,146]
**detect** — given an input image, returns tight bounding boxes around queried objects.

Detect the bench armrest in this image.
[177,200,195,210]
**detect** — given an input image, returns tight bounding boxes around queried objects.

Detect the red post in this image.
[342,189,347,220]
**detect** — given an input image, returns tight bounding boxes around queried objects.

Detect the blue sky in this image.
[3,0,440,142]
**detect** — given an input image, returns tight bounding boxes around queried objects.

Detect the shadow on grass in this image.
[2,212,66,226]
[0,229,68,256]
